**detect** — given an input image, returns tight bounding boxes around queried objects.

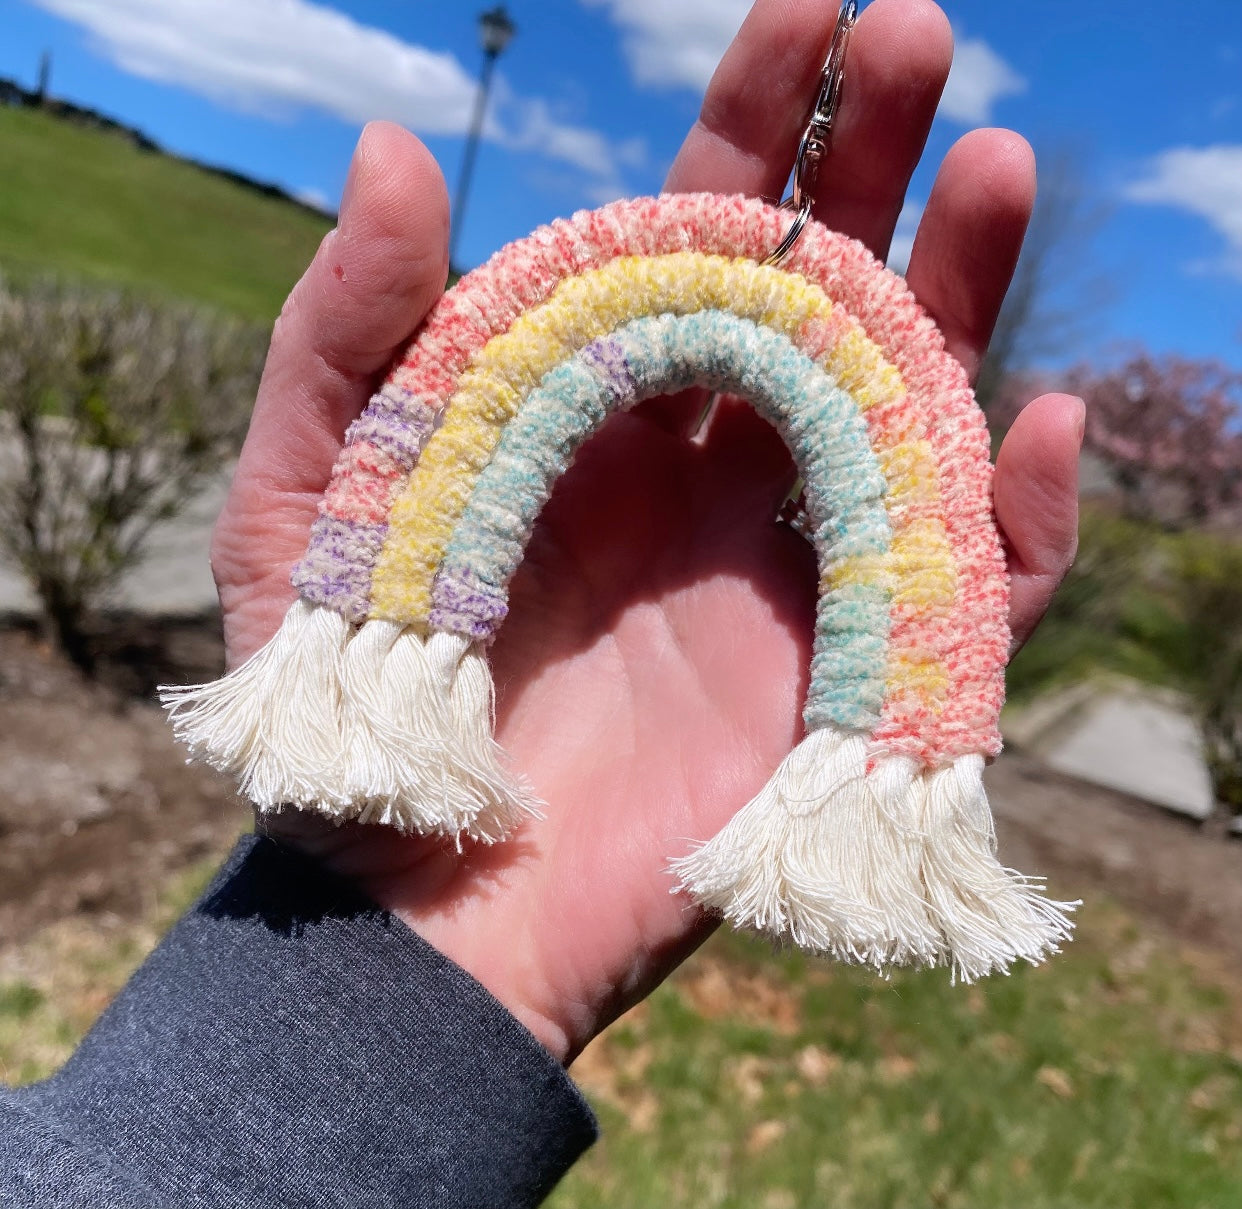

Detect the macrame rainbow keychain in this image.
[164,3,1074,982]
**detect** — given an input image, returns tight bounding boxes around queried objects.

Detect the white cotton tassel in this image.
[160,598,351,810]
[162,603,540,840]
[336,625,539,838]
[674,729,1076,976]
[337,620,458,832]
[430,633,543,842]
[916,754,1077,983]
[672,728,944,970]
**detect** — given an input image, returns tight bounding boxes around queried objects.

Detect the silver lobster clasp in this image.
[764,0,858,267]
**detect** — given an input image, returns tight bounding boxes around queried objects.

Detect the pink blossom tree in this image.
[1074,356,1242,528]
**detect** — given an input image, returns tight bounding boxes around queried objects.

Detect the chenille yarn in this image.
[163,192,1074,980]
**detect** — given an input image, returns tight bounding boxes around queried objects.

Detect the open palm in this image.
[209,0,1082,1062]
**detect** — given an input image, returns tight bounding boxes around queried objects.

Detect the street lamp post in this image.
[449,6,516,272]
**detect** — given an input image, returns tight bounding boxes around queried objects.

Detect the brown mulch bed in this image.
[0,616,247,945]
[1,615,1239,973]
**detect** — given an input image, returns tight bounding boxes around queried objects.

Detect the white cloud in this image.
[510,96,622,181]
[507,97,645,202]
[586,2,1028,135]
[941,36,1026,125]
[886,198,923,275]
[1126,144,1242,280]
[582,0,749,93]
[33,0,479,131]
[293,185,333,213]
[30,0,634,188]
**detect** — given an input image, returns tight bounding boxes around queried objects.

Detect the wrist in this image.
[385,907,578,1064]
[257,810,584,1064]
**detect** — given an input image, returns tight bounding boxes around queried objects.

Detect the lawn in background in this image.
[3,97,1240,1209]
[0,106,331,321]
[552,904,1242,1209]
[3,865,1240,1208]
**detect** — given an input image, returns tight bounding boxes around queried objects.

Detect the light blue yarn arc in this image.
[438,309,892,733]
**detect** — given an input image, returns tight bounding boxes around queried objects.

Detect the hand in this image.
[210,0,1082,1064]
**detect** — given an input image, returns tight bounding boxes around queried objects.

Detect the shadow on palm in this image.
[493,394,819,835]
[273,390,818,957]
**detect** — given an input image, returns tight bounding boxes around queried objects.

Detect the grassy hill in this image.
[0,105,332,321]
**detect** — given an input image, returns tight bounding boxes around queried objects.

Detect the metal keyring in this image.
[763,0,857,267]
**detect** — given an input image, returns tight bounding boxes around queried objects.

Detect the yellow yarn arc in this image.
[371,252,934,625]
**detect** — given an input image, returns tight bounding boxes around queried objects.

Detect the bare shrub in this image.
[973,148,1111,415]
[1164,535,1242,818]
[0,276,266,669]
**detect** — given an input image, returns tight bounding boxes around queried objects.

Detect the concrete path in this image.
[1005,677,1221,822]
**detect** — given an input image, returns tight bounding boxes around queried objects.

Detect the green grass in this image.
[552,905,1242,1209]
[0,857,220,1086]
[0,106,332,320]
[4,864,1239,1207]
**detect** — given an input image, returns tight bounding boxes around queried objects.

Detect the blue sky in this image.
[4,0,1241,372]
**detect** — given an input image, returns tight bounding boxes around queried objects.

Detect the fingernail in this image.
[1071,396,1085,445]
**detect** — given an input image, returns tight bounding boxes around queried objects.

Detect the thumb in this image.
[214,121,449,662]
[993,392,1085,650]
[237,120,449,501]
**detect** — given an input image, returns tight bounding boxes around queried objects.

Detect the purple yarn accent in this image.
[429,567,509,642]
[298,340,634,631]
[292,515,386,624]
[347,384,437,468]
[296,385,437,620]
[580,335,638,406]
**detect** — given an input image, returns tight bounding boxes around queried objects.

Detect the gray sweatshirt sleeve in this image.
[0,835,598,1208]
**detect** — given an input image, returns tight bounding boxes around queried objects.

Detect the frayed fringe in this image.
[919,755,1077,983]
[671,728,1076,980]
[159,600,540,840]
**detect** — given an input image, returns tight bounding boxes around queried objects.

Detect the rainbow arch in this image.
[165,193,1073,979]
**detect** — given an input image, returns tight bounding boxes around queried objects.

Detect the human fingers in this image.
[654,0,846,438]
[665,0,952,261]
[659,0,951,439]
[213,122,449,661]
[809,0,953,257]
[993,392,1084,649]
[904,128,1036,382]
[230,121,448,500]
